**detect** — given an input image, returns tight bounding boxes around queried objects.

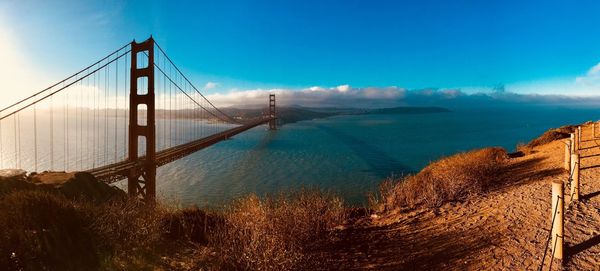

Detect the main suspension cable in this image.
[153,42,240,124]
[0,42,130,115]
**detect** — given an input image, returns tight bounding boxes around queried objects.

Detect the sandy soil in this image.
[313,124,600,270]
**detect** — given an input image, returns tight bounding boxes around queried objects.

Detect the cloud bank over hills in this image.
[203,60,600,109]
[206,85,600,109]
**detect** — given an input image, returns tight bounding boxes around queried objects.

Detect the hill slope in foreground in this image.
[1,123,599,270]
[314,123,600,270]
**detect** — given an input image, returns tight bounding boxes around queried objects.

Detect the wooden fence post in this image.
[551,181,564,261]
[571,133,577,154]
[564,140,571,171]
[571,153,580,201]
[578,126,582,149]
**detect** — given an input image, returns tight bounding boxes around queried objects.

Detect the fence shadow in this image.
[309,218,500,270]
[489,156,564,192]
[580,164,600,170]
[581,190,600,200]
[567,235,600,259]
[580,153,600,159]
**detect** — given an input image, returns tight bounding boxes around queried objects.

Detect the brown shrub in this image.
[382,147,508,210]
[209,190,346,271]
[88,200,169,270]
[161,207,223,245]
[0,190,199,271]
[0,185,346,270]
[0,190,98,271]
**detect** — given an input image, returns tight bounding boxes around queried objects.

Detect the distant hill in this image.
[357,106,451,115]
[224,106,450,125]
[222,107,336,125]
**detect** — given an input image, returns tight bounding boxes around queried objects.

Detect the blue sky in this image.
[2,0,600,107]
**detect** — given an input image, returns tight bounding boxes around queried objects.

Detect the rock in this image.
[57,172,126,203]
[31,171,126,203]
[0,169,27,181]
[0,170,125,203]
[0,169,35,195]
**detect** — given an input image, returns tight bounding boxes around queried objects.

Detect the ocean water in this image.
[151,106,600,207]
[2,106,598,206]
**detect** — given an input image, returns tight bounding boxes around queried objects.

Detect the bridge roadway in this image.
[87,117,276,183]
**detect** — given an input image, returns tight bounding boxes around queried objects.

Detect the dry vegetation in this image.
[377,147,508,210]
[0,186,345,271]
[210,191,345,270]
[377,124,578,212]
[519,124,576,152]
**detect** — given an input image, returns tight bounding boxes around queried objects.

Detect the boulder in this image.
[0,169,35,195]
[0,168,27,181]
[0,169,125,203]
[30,171,126,203]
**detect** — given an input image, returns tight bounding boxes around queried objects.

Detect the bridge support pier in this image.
[128,37,156,204]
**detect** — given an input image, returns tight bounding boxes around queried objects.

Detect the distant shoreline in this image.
[266,105,451,125]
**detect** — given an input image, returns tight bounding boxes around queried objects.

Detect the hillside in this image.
[311,123,600,270]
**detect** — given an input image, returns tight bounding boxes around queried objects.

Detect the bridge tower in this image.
[128,37,156,203]
[269,94,277,130]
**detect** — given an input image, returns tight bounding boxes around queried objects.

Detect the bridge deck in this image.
[87,117,275,183]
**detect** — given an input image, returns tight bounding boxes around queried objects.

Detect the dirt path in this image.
[314,124,600,270]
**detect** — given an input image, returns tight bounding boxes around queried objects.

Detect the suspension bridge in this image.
[0,37,277,203]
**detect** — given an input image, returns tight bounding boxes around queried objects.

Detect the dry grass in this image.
[88,200,169,270]
[0,190,204,270]
[520,125,576,151]
[209,190,346,271]
[379,147,508,210]
[0,190,98,271]
[0,186,345,271]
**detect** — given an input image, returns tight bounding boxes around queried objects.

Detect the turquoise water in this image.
[154,106,600,207]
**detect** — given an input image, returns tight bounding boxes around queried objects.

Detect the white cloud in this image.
[205,85,406,108]
[204,81,219,90]
[336,84,350,92]
[575,62,600,91]
[199,62,600,109]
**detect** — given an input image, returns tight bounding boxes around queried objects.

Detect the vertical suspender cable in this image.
[115,55,118,163]
[104,65,108,165]
[86,71,90,166]
[34,103,38,172]
[124,54,128,160]
[50,95,54,169]
[93,70,97,167]
[65,88,69,170]
[163,53,167,149]
[13,115,17,168]
[178,73,180,144]
[175,65,177,144]
[78,80,83,169]
[75,80,79,169]
[169,65,172,148]
[17,113,21,169]
[63,84,66,170]
[0,119,2,168]
[175,72,178,145]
